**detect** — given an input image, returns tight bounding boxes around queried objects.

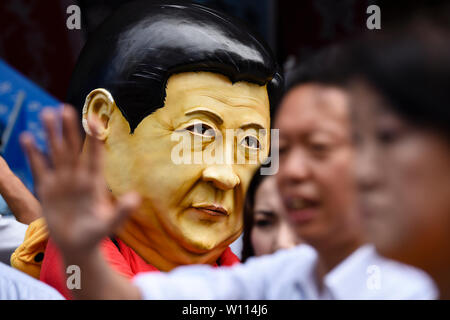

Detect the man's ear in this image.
[82,88,116,140]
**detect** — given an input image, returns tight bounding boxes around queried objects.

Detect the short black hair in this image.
[67,1,283,133]
[349,10,450,139]
[284,45,350,93]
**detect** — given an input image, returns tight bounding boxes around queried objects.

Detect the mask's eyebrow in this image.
[201,93,264,110]
[240,122,266,134]
[184,109,224,125]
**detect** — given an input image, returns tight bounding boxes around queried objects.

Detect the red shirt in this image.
[40,237,240,299]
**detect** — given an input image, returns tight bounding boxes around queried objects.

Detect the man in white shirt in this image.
[133,243,436,300]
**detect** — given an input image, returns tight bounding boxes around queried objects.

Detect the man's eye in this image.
[310,142,330,153]
[376,128,399,145]
[241,136,261,150]
[278,142,289,155]
[186,123,215,137]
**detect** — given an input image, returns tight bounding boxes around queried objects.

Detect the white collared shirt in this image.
[0,262,64,300]
[133,244,437,300]
[306,244,437,299]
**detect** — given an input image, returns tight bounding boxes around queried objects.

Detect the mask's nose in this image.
[202,165,240,190]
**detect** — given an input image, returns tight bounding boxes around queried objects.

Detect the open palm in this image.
[20,106,140,257]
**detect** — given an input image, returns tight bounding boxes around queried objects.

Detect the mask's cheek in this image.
[103,140,136,195]
[140,160,206,219]
[235,163,260,196]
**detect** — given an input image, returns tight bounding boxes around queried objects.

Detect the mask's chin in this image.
[172,214,241,254]
[184,237,220,252]
[175,225,230,253]
[178,233,238,254]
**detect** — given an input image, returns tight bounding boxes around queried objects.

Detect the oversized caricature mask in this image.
[67,2,282,271]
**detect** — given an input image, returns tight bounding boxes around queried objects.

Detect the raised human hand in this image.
[0,155,42,224]
[20,106,141,259]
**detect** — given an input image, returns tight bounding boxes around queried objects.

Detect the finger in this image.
[41,108,65,168]
[61,105,82,166]
[109,192,141,231]
[20,132,50,185]
[85,115,104,175]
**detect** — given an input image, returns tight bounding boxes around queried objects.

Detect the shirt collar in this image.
[322,244,375,299]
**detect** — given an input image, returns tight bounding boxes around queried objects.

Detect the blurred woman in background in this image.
[241,173,301,262]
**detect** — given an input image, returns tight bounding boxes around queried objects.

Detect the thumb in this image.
[110,192,141,230]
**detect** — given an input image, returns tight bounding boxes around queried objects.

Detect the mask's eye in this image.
[241,135,261,150]
[186,123,215,138]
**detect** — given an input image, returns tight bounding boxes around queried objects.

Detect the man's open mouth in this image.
[285,198,319,210]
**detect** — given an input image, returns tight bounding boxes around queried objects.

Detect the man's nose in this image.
[355,145,379,192]
[202,165,240,190]
[278,147,311,185]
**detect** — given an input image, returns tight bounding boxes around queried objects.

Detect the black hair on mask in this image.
[67,1,283,133]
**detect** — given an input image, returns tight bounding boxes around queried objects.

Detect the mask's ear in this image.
[82,88,115,140]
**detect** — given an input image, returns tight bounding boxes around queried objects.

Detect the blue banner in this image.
[0,59,61,215]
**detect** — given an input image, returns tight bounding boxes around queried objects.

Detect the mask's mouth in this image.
[191,203,229,216]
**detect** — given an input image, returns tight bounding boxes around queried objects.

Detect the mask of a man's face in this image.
[83,71,270,265]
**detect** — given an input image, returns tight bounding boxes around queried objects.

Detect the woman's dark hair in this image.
[241,170,268,262]
[349,12,450,139]
[67,1,283,133]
